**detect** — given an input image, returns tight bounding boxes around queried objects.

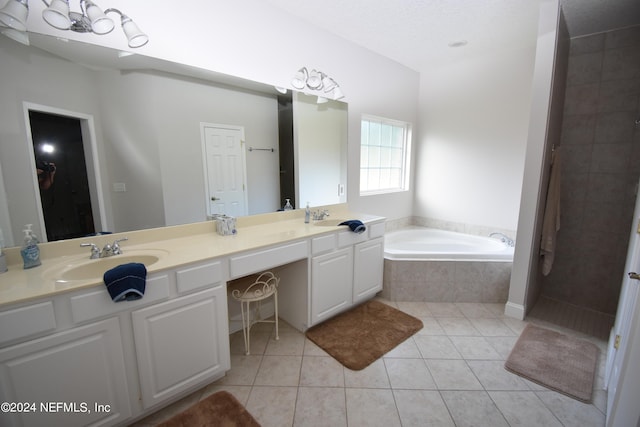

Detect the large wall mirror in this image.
[0,34,347,247]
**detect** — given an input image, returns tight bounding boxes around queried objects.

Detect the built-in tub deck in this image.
[382,227,513,302]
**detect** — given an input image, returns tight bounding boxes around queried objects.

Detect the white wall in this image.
[22,0,420,222]
[507,0,562,319]
[415,47,536,232]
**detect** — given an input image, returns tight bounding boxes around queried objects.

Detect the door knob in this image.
[629,272,640,281]
[211,197,220,201]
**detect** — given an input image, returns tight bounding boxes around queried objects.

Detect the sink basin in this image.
[43,249,168,283]
[313,219,347,227]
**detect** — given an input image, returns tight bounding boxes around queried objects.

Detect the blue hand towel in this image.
[103,262,147,302]
[339,220,367,234]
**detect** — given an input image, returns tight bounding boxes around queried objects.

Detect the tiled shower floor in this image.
[528,296,615,341]
[133,299,607,426]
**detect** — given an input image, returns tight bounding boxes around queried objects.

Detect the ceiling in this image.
[264,0,640,72]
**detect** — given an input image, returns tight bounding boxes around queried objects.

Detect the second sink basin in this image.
[44,249,168,283]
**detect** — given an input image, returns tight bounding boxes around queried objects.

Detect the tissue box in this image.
[214,215,237,236]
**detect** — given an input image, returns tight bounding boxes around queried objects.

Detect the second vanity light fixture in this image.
[0,0,149,48]
[290,67,344,103]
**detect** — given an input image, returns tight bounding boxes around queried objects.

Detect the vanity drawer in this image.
[312,234,337,255]
[70,274,170,323]
[229,240,308,278]
[369,221,386,239]
[0,301,56,345]
[338,229,369,247]
[176,260,224,294]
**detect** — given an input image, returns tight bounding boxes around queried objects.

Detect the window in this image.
[360,116,411,195]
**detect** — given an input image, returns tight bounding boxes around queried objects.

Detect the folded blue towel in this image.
[339,220,367,234]
[103,262,147,302]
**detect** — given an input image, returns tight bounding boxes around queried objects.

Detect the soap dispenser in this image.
[304,202,310,223]
[21,224,41,269]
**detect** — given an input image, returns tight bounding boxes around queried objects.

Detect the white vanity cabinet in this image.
[0,211,385,425]
[0,317,131,427]
[353,237,384,304]
[132,286,229,409]
[309,220,385,327]
[0,258,230,426]
[310,247,353,324]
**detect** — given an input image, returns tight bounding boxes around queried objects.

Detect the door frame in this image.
[22,102,107,241]
[605,178,640,425]
[199,122,248,218]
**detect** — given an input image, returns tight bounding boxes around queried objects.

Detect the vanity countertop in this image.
[0,206,384,307]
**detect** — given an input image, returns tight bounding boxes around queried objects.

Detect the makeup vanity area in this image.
[0,206,385,426]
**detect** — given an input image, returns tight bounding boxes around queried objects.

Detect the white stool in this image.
[229,271,279,355]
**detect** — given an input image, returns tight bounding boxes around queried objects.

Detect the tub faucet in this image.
[490,232,515,247]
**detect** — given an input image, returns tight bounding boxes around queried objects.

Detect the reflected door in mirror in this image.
[29,111,96,241]
[202,124,248,217]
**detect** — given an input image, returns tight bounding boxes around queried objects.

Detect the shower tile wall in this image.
[541,25,640,315]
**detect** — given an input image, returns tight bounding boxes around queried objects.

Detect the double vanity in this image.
[0,205,384,426]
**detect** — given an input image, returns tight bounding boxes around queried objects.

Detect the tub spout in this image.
[490,232,515,247]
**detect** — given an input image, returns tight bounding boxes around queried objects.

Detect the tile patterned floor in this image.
[133,299,608,427]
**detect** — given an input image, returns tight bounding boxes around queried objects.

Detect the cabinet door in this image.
[353,237,384,304]
[311,247,353,325]
[0,317,131,427]
[132,286,230,409]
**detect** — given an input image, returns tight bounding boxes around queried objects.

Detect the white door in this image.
[201,124,248,217]
[605,179,640,426]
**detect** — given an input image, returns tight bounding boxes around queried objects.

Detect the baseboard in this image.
[504,301,525,320]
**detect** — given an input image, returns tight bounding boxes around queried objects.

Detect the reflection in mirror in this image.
[30,110,95,241]
[0,34,347,247]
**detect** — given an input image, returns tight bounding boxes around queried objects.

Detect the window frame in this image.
[359,114,412,196]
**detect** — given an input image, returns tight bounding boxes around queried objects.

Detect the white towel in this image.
[541,148,561,276]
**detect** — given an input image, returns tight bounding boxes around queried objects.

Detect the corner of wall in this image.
[508,0,563,317]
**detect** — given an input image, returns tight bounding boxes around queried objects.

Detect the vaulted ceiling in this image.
[264,0,640,72]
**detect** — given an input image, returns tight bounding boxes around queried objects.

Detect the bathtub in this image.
[384,227,514,262]
[382,227,514,303]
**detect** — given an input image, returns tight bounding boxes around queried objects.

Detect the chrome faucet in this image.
[490,232,515,247]
[81,237,128,259]
[111,237,129,255]
[80,243,101,259]
[312,209,330,221]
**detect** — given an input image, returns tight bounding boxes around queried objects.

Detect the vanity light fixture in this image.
[0,0,149,48]
[291,67,308,90]
[0,0,28,31]
[1,26,30,44]
[290,66,344,101]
